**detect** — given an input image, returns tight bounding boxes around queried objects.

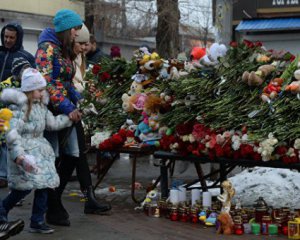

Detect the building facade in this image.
[213,0,300,53]
[0,0,84,54]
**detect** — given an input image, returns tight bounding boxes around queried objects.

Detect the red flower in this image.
[197,143,206,152]
[176,122,194,136]
[275,146,288,156]
[240,144,254,158]
[159,134,177,151]
[233,151,240,160]
[252,152,262,161]
[192,124,208,140]
[230,41,238,48]
[118,129,128,140]
[208,150,215,160]
[99,139,113,150]
[92,64,101,75]
[282,156,291,164]
[223,143,232,157]
[100,72,111,82]
[126,130,135,138]
[111,134,124,146]
[214,144,224,157]
[192,149,202,157]
[255,41,263,47]
[243,39,254,48]
[290,54,296,62]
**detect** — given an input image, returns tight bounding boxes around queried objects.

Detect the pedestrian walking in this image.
[0,68,72,234]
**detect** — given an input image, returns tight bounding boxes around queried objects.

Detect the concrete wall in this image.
[0,0,84,55]
[0,0,84,17]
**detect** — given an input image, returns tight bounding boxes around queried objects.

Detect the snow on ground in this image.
[229,167,300,208]
[191,167,300,209]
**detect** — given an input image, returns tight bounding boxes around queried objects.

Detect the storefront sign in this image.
[272,0,299,6]
[258,0,300,8]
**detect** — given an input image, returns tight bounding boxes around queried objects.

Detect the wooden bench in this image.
[153,150,300,199]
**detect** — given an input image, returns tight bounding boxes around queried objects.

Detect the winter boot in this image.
[46,189,70,226]
[84,186,111,214]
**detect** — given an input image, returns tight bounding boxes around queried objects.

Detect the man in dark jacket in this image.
[0,23,35,188]
[0,23,35,81]
[85,35,109,65]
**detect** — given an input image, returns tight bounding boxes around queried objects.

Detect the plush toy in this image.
[128,81,144,96]
[0,108,13,132]
[285,69,300,94]
[190,47,206,61]
[256,54,271,63]
[198,210,207,224]
[135,121,152,138]
[205,212,218,226]
[134,51,163,87]
[217,180,235,214]
[123,130,137,147]
[121,119,137,132]
[261,77,283,102]
[242,64,275,86]
[121,93,136,112]
[134,189,159,210]
[200,43,227,66]
[132,94,148,111]
[216,212,234,235]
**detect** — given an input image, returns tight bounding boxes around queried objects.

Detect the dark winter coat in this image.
[0,23,35,81]
[86,48,109,66]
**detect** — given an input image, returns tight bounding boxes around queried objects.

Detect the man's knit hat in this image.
[53,9,83,33]
[11,57,31,79]
[21,68,47,92]
[75,24,90,43]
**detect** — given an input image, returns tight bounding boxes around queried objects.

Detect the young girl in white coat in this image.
[0,68,72,234]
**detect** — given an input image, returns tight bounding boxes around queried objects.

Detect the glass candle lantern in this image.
[158,200,167,218]
[233,216,244,235]
[274,216,284,234]
[288,218,300,239]
[242,213,249,224]
[271,208,280,219]
[282,225,289,236]
[243,223,251,234]
[255,208,268,223]
[190,207,198,223]
[295,209,300,218]
[268,224,278,236]
[261,215,272,235]
[165,202,173,219]
[148,203,159,217]
[251,223,261,235]
[178,207,188,222]
[170,207,179,221]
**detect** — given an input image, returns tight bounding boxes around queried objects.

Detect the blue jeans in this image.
[0,188,48,224]
[0,146,7,180]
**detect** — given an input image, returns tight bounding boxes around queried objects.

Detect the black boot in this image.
[46,189,70,226]
[84,186,111,214]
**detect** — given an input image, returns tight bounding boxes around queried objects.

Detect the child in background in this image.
[0,68,73,234]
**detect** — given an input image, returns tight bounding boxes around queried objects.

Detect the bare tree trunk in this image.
[156,0,180,59]
[85,0,95,34]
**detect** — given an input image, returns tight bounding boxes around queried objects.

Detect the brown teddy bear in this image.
[216,212,234,235]
[285,69,300,94]
[242,64,275,86]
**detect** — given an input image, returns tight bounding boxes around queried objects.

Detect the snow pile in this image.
[229,167,300,208]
